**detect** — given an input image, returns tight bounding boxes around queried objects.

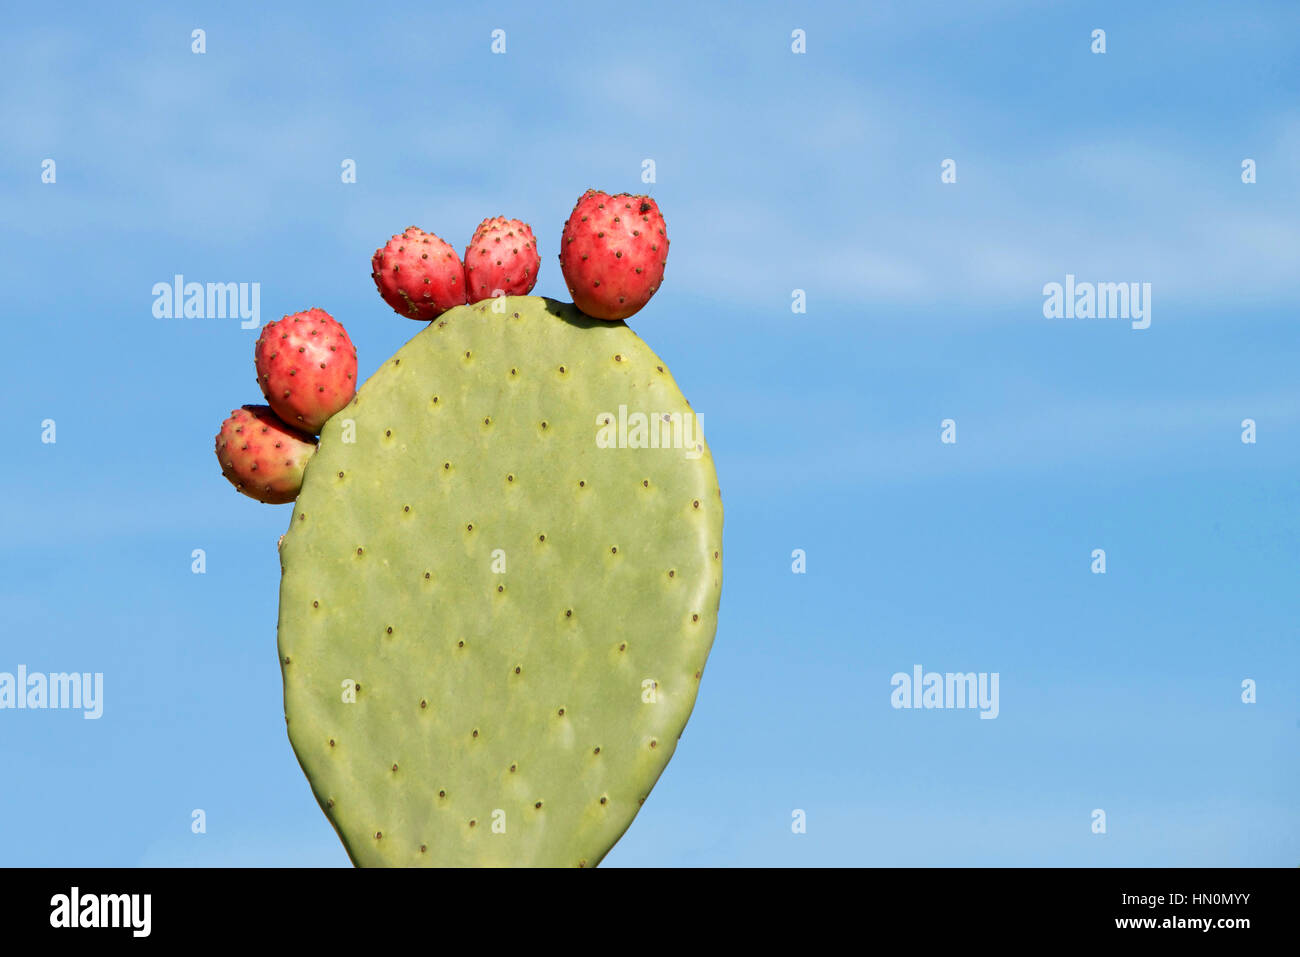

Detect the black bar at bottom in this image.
[0,867,1292,942]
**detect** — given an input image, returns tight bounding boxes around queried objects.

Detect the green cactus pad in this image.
[276,296,723,866]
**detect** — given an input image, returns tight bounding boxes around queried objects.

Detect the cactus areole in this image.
[277,296,723,866]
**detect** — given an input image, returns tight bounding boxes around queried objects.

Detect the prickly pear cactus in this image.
[276,296,722,866]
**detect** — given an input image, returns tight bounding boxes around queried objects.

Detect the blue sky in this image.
[1,0,1296,866]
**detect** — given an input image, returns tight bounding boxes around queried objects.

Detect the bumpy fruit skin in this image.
[215,405,317,505]
[255,308,357,433]
[464,217,540,303]
[372,227,467,320]
[558,190,668,321]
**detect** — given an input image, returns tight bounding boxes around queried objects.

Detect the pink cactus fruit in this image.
[254,308,357,433]
[215,405,317,505]
[371,226,467,320]
[558,189,668,321]
[463,216,540,303]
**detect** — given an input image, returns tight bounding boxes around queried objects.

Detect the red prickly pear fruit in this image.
[463,216,540,303]
[558,189,668,321]
[215,405,317,505]
[371,226,467,320]
[254,308,357,433]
